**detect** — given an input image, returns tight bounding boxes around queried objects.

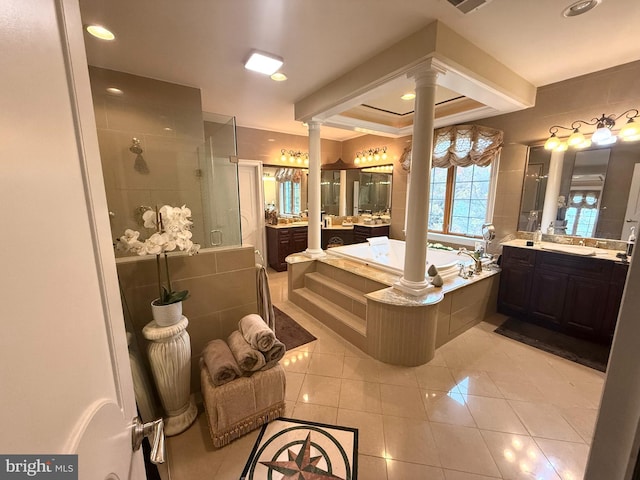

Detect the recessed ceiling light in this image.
[562,0,601,17]
[401,92,416,100]
[267,138,276,142]
[270,72,288,82]
[244,50,284,76]
[86,25,115,41]
[105,87,123,96]
[164,127,173,132]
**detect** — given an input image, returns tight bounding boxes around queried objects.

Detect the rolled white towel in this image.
[238,313,276,352]
[367,236,389,246]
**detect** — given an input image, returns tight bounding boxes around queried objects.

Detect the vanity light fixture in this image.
[279,149,308,165]
[544,109,640,151]
[354,146,388,164]
[86,24,115,40]
[244,50,284,76]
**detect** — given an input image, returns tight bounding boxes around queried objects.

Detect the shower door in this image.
[199,115,242,248]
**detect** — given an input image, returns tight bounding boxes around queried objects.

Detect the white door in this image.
[239,160,266,260]
[622,163,640,240]
[0,1,144,478]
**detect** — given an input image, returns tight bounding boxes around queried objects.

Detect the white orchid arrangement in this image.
[116,205,200,305]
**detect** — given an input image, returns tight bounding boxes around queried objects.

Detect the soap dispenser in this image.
[547,222,555,235]
[627,226,636,256]
[533,228,542,244]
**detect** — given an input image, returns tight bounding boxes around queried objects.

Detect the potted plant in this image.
[116,205,200,326]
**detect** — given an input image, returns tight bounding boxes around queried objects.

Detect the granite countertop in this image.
[266,222,390,230]
[501,239,627,263]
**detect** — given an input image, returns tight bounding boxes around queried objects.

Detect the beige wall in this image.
[89,66,206,245]
[117,247,258,393]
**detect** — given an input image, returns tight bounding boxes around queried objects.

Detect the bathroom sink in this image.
[541,243,596,256]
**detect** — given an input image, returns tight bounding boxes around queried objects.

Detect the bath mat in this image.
[495,317,610,372]
[240,417,358,480]
[274,306,317,350]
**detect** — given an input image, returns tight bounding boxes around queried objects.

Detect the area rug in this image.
[241,418,358,480]
[495,317,610,372]
[274,306,317,351]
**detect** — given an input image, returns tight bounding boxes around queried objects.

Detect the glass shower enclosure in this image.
[198,115,242,248]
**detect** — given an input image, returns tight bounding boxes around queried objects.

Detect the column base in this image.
[164,395,198,436]
[304,248,326,259]
[393,277,431,296]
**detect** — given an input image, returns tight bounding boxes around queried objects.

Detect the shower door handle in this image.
[210,229,223,246]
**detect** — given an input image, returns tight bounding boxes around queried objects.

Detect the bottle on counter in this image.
[547,222,555,235]
[627,226,636,256]
[533,228,542,244]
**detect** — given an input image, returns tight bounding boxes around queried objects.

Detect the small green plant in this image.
[116,205,200,305]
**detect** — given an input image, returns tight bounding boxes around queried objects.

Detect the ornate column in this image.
[395,67,440,296]
[541,150,565,232]
[305,120,325,257]
[142,316,197,436]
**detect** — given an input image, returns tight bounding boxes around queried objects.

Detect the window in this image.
[429,164,493,237]
[565,191,600,237]
[278,181,301,215]
[402,124,503,239]
[275,167,304,216]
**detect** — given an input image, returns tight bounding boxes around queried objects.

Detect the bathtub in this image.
[327,237,472,278]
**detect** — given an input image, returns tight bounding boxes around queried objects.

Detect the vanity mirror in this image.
[520,142,640,240]
[320,166,392,216]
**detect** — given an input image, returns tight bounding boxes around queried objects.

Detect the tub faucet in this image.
[458,248,482,274]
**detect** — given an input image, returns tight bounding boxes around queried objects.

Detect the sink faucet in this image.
[458,248,482,274]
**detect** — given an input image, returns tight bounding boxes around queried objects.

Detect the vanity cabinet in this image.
[353,224,390,244]
[498,245,628,343]
[266,226,308,272]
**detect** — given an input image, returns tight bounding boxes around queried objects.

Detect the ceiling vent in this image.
[447,0,493,14]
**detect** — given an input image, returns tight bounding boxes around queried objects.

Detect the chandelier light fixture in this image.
[354,146,388,165]
[544,109,640,151]
[279,149,309,165]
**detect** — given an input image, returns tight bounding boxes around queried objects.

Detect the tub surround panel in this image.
[288,252,500,366]
[367,301,438,366]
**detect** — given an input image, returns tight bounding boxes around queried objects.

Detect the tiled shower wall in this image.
[117,246,258,393]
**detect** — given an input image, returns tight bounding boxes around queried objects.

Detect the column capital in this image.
[406,60,447,87]
[308,120,323,131]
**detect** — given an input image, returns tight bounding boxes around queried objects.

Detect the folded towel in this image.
[202,339,242,386]
[227,330,266,372]
[239,314,276,352]
[261,338,286,371]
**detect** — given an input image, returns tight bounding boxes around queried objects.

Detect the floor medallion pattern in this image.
[240,418,358,480]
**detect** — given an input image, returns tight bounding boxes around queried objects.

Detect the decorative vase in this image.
[151,299,183,326]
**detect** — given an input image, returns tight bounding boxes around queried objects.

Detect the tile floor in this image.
[167,270,605,479]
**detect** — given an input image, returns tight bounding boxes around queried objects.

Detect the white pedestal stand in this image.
[142,316,197,436]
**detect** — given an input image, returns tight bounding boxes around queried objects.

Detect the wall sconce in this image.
[354,146,387,164]
[279,149,309,165]
[544,109,640,151]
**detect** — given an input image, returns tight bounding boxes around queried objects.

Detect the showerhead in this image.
[129,138,149,174]
[129,138,143,154]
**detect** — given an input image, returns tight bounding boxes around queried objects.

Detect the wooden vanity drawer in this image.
[502,245,536,267]
[536,251,612,279]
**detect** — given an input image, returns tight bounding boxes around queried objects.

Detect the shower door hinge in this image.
[229,155,238,164]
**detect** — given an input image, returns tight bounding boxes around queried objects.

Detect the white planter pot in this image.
[151,299,183,326]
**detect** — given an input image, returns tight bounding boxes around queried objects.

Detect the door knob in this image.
[131,417,165,465]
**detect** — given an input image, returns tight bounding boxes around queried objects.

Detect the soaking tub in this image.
[326,237,470,278]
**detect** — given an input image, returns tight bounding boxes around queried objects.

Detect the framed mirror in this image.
[263,166,308,217]
[520,142,640,240]
[320,167,393,217]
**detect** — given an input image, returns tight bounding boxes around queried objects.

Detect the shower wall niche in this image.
[88,66,241,251]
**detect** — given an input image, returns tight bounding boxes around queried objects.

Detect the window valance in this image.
[275,168,303,183]
[399,125,504,171]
